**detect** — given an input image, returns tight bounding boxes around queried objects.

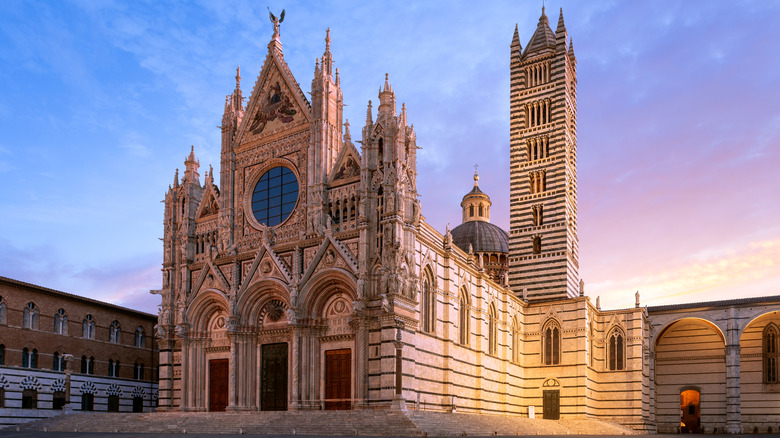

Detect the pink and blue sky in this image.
[1,1,778,314]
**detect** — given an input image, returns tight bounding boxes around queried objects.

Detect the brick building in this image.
[0,276,158,427]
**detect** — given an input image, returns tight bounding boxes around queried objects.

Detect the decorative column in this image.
[289,325,301,410]
[227,316,239,410]
[350,304,369,409]
[180,339,189,411]
[391,319,406,411]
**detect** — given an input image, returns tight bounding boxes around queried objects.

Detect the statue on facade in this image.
[268,8,285,38]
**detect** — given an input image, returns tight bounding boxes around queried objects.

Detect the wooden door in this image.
[209,358,229,412]
[543,390,560,420]
[261,343,288,411]
[325,349,351,410]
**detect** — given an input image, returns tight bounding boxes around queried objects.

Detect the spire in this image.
[383,73,392,93]
[366,100,373,125]
[511,24,522,52]
[322,28,333,76]
[335,68,340,86]
[400,103,407,126]
[207,164,214,184]
[378,74,396,117]
[568,38,576,61]
[556,7,566,35]
[523,4,557,55]
[184,146,200,185]
[174,168,179,188]
[474,166,480,187]
[325,27,331,51]
[235,66,241,90]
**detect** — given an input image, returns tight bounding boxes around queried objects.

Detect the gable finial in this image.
[268,8,285,39]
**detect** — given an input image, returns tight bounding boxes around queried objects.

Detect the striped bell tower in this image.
[508,7,579,302]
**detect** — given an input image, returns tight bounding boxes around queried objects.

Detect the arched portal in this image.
[680,388,701,433]
[654,318,725,433]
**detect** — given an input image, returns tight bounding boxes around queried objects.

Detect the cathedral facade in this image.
[155,8,780,434]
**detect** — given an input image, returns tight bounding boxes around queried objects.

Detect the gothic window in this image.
[134,362,145,380]
[22,389,37,409]
[764,324,780,383]
[542,321,561,365]
[134,327,145,348]
[589,323,594,367]
[421,268,436,333]
[608,328,626,371]
[108,359,120,377]
[82,314,95,339]
[23,302,39,330]
[109,320,121,344]
[52,351,65,371]
[511,317,521,363]
[488,304,498,356]
[22,347,38,368]
[0,298,6,325]
[81,355,94,374]
[533,236,542,254]
[459,288,470,345]
[54,309,68,335]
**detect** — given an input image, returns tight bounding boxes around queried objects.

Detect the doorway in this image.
[261,343,288,411]
[542,390,560,420]
[107,394,120,412]
[325,349,351,410]
[680,389,701,433]
[209,358,229,412]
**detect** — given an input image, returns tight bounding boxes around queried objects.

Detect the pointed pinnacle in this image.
[557,7,566,33]
[235,66,241,88]
[344,119,351,140]
[383,73,391,92]
[325,27,331,51]
[366,100,373,124]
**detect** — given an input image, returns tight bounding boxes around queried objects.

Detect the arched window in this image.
[82,315,95,339]
[488,304,498,355]
[23,302,39,330]
[542,321,561,365]
[479,204,484,217]
[469,205,474,217]
[134,362,145,380]
[421,269,435,334]
[458,288,470,345]
[608,328,626,371]
[764,324,780,383]
[81,355,94,374]
[108,359,120,377]
[134,326,145,348]
[54,309,68,335]
[22,347,37,368]
[511,317,521,363]
[109,320,121,344]
[0,299,6,325]
[52,351,65,371]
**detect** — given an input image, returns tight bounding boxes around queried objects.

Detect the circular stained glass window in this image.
[252,166,299,227]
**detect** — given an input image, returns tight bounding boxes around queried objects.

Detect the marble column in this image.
[725,344,742,433]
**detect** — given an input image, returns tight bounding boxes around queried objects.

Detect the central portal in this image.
[261,343,288,411]
[325,349,351,410]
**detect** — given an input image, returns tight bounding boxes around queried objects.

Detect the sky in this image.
[1,0,778,314]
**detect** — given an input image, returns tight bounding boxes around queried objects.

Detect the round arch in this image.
[299,268,357,318]
[739,308,780,339]
[187,289,230,334]
[237,278,291,326]
[652,316,725,349]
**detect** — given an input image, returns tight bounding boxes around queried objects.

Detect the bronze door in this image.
[325,349,351,410]
[209,359,229,412]
[543,389,560,420]
[261,343,288,411]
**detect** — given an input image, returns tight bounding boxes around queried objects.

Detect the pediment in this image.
[239,243,293,295]
[300,234,358,286]
[234,50,311,147]
[329,142,361,186]
[196,184,220,220]
[192,260,231,296]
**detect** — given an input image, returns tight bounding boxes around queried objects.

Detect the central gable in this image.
[235,51,312,148]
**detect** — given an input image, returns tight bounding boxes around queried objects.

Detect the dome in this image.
[450,220,509,254]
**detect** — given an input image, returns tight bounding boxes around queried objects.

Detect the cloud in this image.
[591,237,780,309]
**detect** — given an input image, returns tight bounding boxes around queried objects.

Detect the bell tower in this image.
[508,7,579,302]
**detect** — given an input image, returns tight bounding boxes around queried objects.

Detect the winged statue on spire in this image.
[268,8,285,38]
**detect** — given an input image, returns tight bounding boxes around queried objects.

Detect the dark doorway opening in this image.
[681,389,701,433]
[261,343,288,411]
[52,391,66,410]
[542,389,560,420]
[107,394,120,412]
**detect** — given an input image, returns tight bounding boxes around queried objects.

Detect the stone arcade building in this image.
[154,8,780,433]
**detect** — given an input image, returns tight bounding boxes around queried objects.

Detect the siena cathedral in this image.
[155,8,780,434]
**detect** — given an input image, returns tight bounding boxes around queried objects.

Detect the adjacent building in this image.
[0,276,158,427]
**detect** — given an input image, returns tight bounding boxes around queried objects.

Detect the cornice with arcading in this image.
[517,82,556,97]
[235,129,310,168]
[515,155,561,171]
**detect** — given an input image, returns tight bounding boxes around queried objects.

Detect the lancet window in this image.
[529,170,546,194]
[607,328,626,371]
[53,309,68,335]
[459,288,470,345]
[542,321,561,365]
[23,302,39,330]
[526,99,552,127]
[421,268,436,334]
[525,61,551,88]
[764,324,780,383]
[488,304,498,356]
[527,136,549,161]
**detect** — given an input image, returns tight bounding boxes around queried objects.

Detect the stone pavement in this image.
[7,410,637,436]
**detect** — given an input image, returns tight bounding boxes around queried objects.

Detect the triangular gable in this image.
[196,183,220,220]
[328,141,361,185]
[234,49,312,146]
[191,259,231,296]
[238,242,292,295]
[299,233,358,286]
